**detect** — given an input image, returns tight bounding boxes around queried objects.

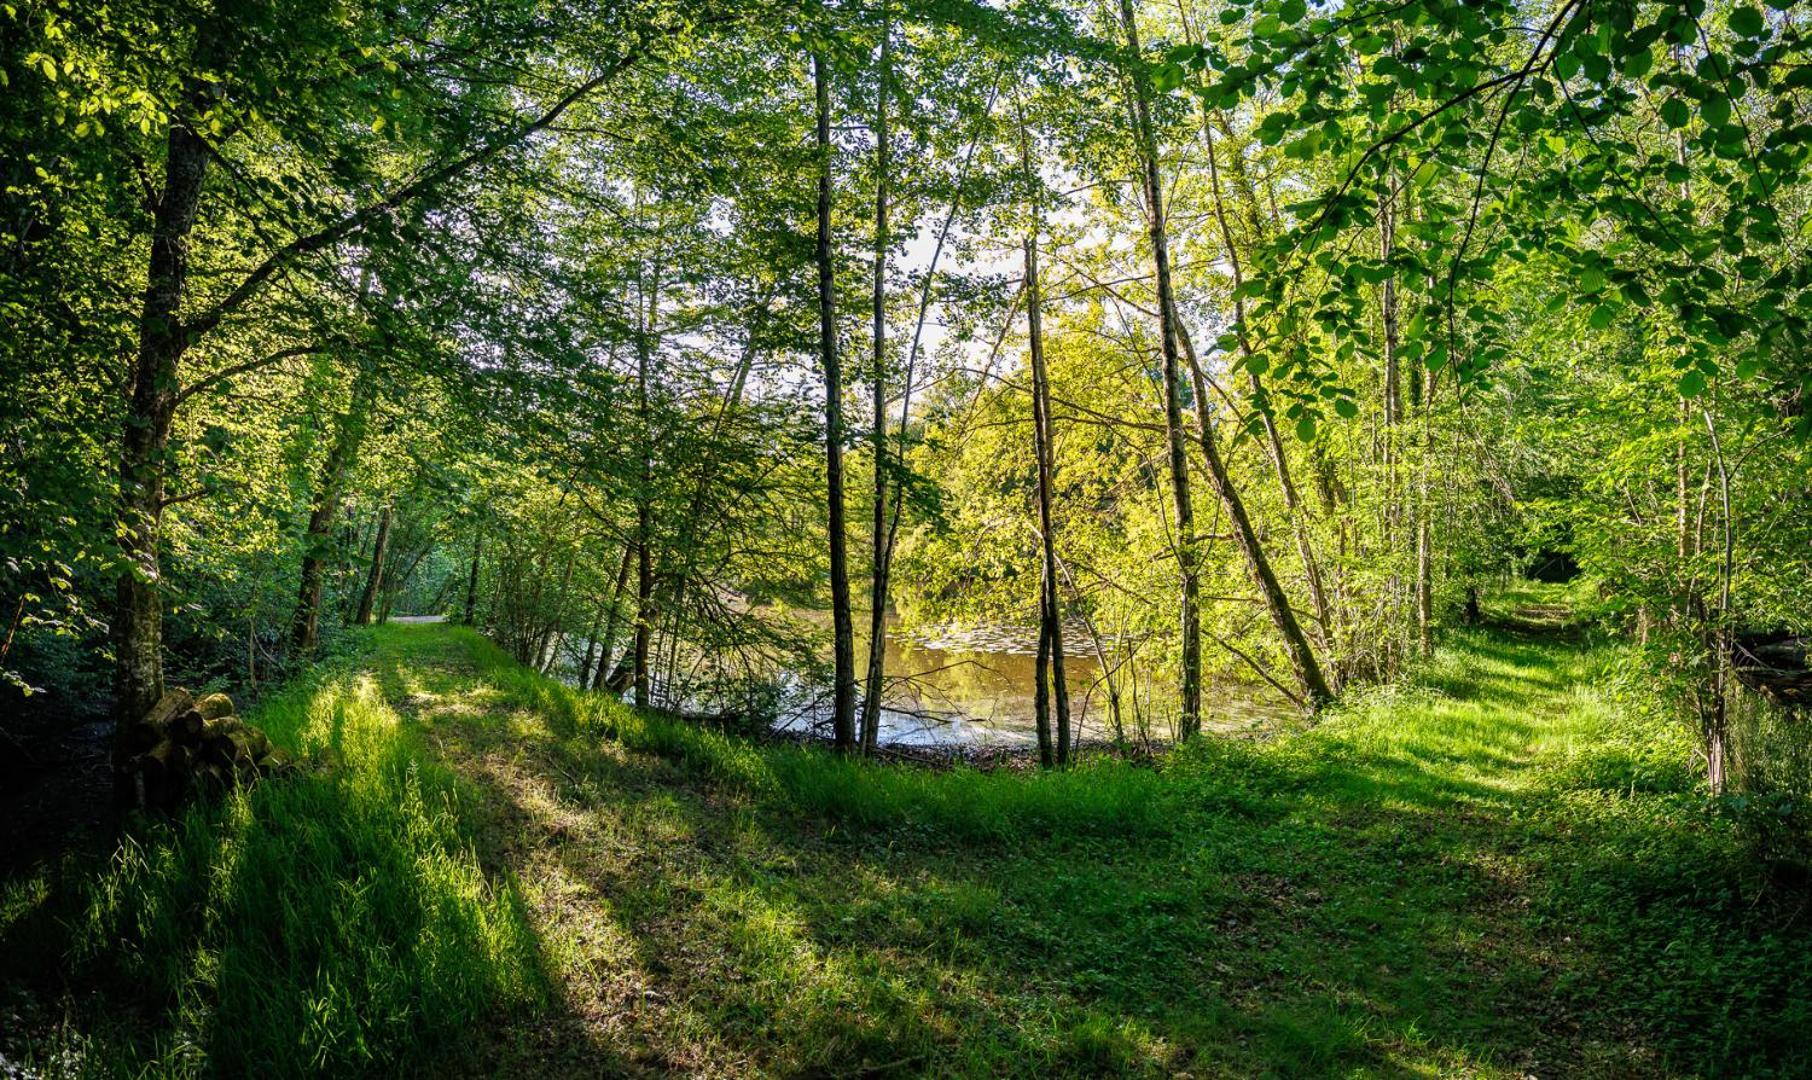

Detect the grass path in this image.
[3,620,1808,1077]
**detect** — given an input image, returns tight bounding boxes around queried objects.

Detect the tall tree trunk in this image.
[1701,406,1734,794]
[1034,610,1054,768]
[1415,369,1434,656]
[632,255,661,708]
[578,599,606,688]
[113,107,212,739]
[860,6,893,756]
[1021,115,1070,765]
[1118,0,1201,737]
[463,530,482,625]
[655,298,768,676]
[1026,231,1071,765]
[594,542,635,691]
[354,504,391,626]
[815,50,858,752]
[1176,321,1334,709]
[291,375,373,652]
[1196,101,1333,664]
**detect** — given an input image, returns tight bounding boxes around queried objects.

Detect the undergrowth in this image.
[2,618,1807,1077]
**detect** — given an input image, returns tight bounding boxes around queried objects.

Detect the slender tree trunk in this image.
[1176,322,1334,709]
[1380,191,1403,436]
[113,108,212,739]
[578,599,606,689]
[291,376,373,652]
[1119,0,1201,737]
[1415,369,1434,656]
[860,6,893,756]
[815,50,857,752]
[1702,406,1734,794]
[632,254,661,708]
[655,298,768,673]
[1197,104,1333,664]
[354,504,392,626]
[463,530,482,625]
[1027,233,1071,764]
[594,542,635,691]
[1021,117,1070,765]
[1034,612,1054,768]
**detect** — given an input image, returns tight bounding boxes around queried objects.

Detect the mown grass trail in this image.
[3,620,1807,1077]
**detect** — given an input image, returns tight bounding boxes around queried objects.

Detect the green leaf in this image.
[1727,6,1765,37]
[1333,398,1358,419]
[1701,94,1731,130]
[1678,370,1707,397]
[1279,0,1306,24]
[1660,96,1690,129]
[1295,416,1317,443]
[1588,304,1616,330]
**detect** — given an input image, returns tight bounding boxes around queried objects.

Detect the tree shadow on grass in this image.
[17,624,1801,1077]
[0,651,609,1078]
[382,635,1658,1077]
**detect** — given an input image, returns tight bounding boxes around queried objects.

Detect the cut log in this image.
[121,688,295,809]
[169,708,205,744]
[195,693,234,720]
[142,689,195,734]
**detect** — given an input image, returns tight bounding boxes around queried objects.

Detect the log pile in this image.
[117,688,296,810]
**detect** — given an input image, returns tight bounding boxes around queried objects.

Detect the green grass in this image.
[3,617,1808,1077]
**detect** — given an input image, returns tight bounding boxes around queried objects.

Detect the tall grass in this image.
[456,628,1183,843]
[1,630,547,1077]
[4,617,1807,1076]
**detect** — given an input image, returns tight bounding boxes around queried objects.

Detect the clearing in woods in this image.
[2,612,1806,1076]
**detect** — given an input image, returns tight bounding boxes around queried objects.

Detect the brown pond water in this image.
[771,617,1296,748]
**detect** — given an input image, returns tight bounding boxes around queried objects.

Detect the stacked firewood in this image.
[118,688,296,810]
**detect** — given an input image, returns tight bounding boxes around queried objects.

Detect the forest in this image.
[2,0,1811,1074]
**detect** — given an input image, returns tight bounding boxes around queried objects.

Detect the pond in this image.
[770,617,1297,749]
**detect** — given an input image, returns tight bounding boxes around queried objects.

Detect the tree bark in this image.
[113,107,212,737]
[354,504,391,626]
[594,542,635,691]
[291,375,373,652]
[632,255,661,708]
[1119,0,1201,736]
[1034,609,1054,768]
[860,6,893,756]
[1026,228,1071,765]
[815,50,858,752]
[463,530,482,625]
[1020,113,1070,765]
[1415,368,1434,656]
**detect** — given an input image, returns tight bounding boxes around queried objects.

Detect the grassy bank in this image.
[2,621,1807,1076]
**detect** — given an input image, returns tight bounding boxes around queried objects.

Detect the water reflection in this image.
[772,618,1295,748]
